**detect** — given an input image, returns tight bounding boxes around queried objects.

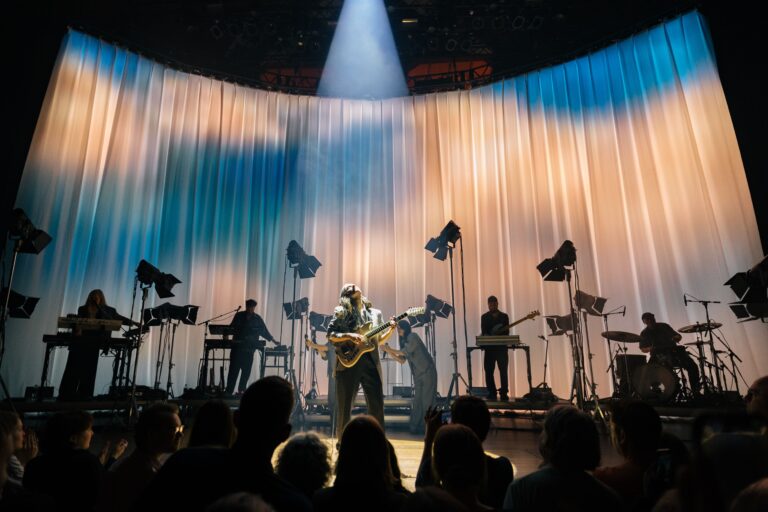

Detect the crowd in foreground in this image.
[1,375,767,512]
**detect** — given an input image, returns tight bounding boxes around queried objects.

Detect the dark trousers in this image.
[226,348,255,394]
[410,368,437,434]
[59,347,99,399]
[335,353,384,437]
[484,347,509,397]
[680,355,701,393]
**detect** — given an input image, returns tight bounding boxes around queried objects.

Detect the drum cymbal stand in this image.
[711,329,747,394]
[688,334,713,394]
[601,306,626,396]
[685,295,723,392]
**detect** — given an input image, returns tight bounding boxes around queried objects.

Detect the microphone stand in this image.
[197,306,241,330]
[535,335,552,390]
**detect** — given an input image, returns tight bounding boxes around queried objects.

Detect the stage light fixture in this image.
[425,294,453,318]
[537,240,576,281]
[575,290,607,316]
[135,260,181,298]
[8,209,51,255]
[0,288,39,319]
[725,254,768,321]
[309,311,334,332]
[546,314,577,335]
[287,240,322,279]
[425,220,461,261]
[283,297,310,320]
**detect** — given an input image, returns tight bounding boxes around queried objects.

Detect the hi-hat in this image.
[678,321,722,333]
[601,331,642,343]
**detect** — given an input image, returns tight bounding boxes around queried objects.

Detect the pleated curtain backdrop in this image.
[6,11,765,399]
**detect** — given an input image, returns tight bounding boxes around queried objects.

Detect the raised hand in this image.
[17,428,39,466]
[98,440,112,466]
[112,438,129,460]
[424,405,444,446]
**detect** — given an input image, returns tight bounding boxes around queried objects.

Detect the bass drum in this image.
[632,362,678,403]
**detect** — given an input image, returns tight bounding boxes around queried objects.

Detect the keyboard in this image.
[57,316,123,331]
[43,333,130,349]
[204,338,266,350]
[475,335,522,347]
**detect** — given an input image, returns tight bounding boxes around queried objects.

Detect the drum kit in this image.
[602,318,743,405]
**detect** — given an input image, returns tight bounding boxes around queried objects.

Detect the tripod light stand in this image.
[127,260,180,422]
[425,220,468,400]
[1,209,50,409]
[284,240,321,425]
[538,241,589,410]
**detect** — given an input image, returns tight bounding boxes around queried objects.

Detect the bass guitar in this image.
[490,310,540,334]
[333,306,425,369]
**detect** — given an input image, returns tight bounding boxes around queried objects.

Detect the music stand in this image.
[284,295,310,419]
[574,290,607,408]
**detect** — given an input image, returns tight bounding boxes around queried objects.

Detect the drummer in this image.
[640,312,701,395]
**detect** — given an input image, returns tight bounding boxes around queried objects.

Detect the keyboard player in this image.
[481,295,510,401]
[59,289,132,400]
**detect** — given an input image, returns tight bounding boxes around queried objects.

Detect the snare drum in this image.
[632,362,678,403]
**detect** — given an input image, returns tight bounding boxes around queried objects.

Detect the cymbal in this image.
[678,321,722,334]
[683,341,707,346]
[601,331,642,343]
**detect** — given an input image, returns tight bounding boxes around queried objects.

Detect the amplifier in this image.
[25,386,54,401]
[469,387,489,397]
[392,386,413,398]
[108,385,168,401]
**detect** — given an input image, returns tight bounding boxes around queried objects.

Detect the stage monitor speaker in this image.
[25,386,54,401]
[469,387,489,397]
[392,386,413,398]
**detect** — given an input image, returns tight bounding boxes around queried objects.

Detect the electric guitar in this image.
[490,310,540,334]
[333,306,425,369]
[304,335,329,361]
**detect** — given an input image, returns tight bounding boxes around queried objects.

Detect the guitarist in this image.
[481,295,510,401]
[327,283,396,436]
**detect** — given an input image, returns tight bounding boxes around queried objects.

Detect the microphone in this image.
[236,305,242,311]
[622,306,626,317]
[538,335,546,341]
[684,294,688,306]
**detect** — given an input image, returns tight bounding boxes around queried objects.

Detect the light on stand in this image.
[425,220,468,399]
[309,311,333,333]
[574,290,607,317]
[0,288,39,319]
[127,260,182,421]
[136,260,181,298]
[536,240,576,282]
[545,314,577,336]
[287,240,322,278]
[725,255,768,321]
[1,209,51,409]
[284,240,321,425]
